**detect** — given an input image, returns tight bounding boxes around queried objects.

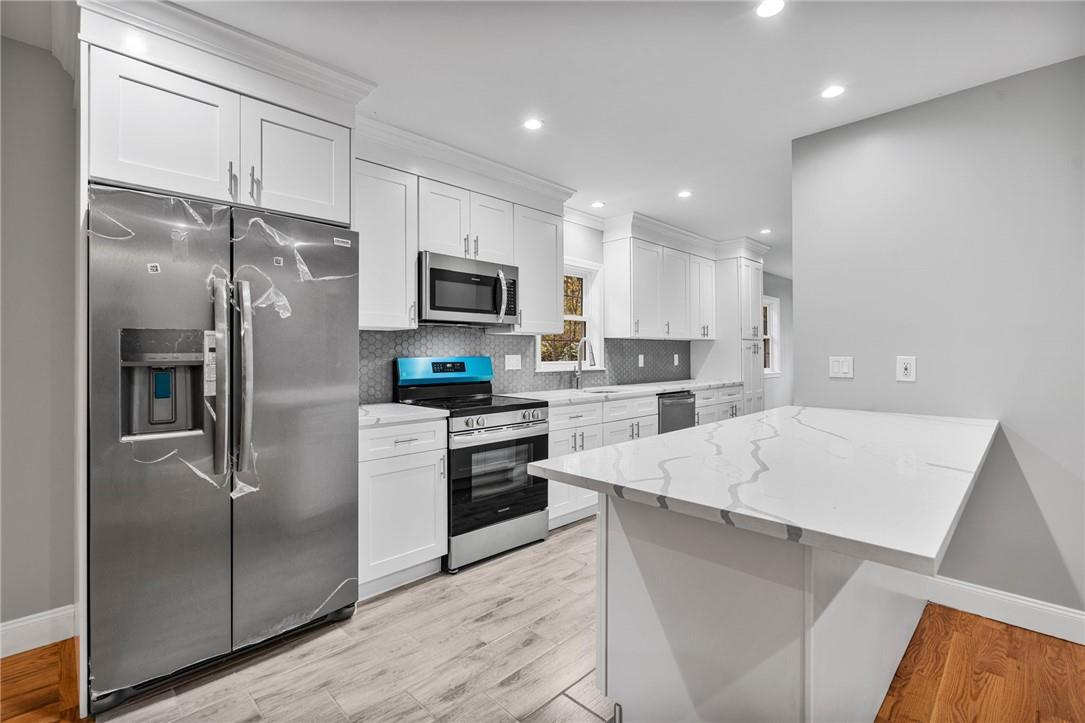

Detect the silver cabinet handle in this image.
[408,301,416,324]
[236,280,255,473]
[568,414,584,420]
[212,279,230,475]
[695,411,700,424]
[226,161,235,199]
[394,437,420,445]
[474,235,479,258]
[634,319,639,335]
[635,421,641,438]
[665,321,670,335]
[464,234,470,257]
[571,432,577,450]
[629,422,635,439]
[517,309,522,327]
[439,455,446,478]
[579,431,584,449]
[249,165,258,203]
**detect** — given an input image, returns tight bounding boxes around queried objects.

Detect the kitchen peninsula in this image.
[529,406,999,723]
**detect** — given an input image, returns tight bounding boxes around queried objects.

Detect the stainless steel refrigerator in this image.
[87,186,358,713]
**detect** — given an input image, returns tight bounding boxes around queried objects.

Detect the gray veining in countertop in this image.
[529,406,999,574]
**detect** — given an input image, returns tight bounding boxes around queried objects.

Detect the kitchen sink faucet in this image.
[575,337,596,390]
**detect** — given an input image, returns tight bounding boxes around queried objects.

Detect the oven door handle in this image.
[496,268,508,325]
[449,420,548,449]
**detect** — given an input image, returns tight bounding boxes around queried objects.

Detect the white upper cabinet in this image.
[690,255,716,339]
[510,205,563,334]
[89,48,240,204]
[631,239,665,338]
[661,247,690,338]
[419,179,471,258]
[740,258,764,339]
[469,194,515,265]
[240,98,350,223]
[89,49,351,224]
[354,161,418,330]
[418,180,515,264]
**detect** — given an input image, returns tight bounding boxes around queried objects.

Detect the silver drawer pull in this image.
[393,437,420,445]
[568,414,584,419]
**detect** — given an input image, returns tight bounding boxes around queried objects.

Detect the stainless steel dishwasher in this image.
[658,391,696,433]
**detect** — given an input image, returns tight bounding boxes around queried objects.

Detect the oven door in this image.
[419,251,516,325]
[447,421,549,536]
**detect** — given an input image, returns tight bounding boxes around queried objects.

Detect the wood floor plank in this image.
[171,693,261,723]
[432,692,515,723]
[521,694,602,723]
[486,626,596,719]
[564,672,613,721]
[343,691,432,723]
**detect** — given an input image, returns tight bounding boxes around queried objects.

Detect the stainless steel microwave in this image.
[419,251,518,327]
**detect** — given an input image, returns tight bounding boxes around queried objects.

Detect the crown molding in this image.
[563,208,605,231]
[603,212,717,257]
[77,0,376,107]
[354,115,576,215]
[717,236,771,262]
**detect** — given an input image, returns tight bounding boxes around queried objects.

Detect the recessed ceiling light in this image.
[820,85,846,99]
[523,118,543,130]
[677,190,692,199]
[591,201,605,209]
[760,228,772,234]
[756,0,785,18]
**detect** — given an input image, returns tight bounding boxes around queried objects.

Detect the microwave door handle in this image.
[497,268,508,324]
[212,279,230,475]
[236,279,255,472]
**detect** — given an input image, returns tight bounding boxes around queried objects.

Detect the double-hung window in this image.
[537,262,604,371]
[762,296,781,377]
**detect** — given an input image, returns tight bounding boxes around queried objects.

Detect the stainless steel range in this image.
[393,356,549,572]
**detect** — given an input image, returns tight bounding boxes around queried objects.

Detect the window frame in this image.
[762,295,781,378]
[536,258,606,373]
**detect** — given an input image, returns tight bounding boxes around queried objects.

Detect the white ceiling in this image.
[17,2,1085,276]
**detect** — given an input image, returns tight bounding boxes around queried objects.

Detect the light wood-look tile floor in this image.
[100,518,608,723]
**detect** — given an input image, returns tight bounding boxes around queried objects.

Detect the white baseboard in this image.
[357,558,443,604]
[548,506,597,531]
[928,576,1085,645]
[1,605,76,657]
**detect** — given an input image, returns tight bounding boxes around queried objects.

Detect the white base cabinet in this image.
[602,414,658,445]
[358,448,447,584]
[548,424,603,526]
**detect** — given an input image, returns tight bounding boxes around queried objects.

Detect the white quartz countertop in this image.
[528,406,998,575]
[515,379,741,407]
[358,403,449,428]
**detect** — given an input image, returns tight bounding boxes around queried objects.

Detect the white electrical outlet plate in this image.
[896,356,916,382]
[504,354,521,371]
[673,353,679,366]
[829,356,854,379]
[638,354,645,368]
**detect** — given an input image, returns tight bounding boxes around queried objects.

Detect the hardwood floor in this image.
[877,603,1085,723]
[3,519,1083,722]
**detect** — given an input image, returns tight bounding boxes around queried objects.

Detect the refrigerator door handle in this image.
[237,279,255,472]
[213,278,231,475]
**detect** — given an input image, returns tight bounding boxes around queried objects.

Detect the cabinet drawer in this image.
[550,402,604,431]
[602,414,657,444]
[603,395,658,423]
[359,420,446,461]
[716,386,743,402]
[694,388,718,407]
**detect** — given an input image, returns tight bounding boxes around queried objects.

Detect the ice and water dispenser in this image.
[120,328,210,438]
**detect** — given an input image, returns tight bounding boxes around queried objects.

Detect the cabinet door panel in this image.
[89,48,239,202]
[354,161,418,330]
[602,418,636,445]
[740,259,764,339]
[358,449,447,582]
[661,248,690,338]
[691,256,716,339]
[470,193,515,264]
[241,98,350,223]
[574,425,604,508]
[547,430,578,520]
[635,414,659,439]
[419,179,471,257]
[742,340,764,414]
[630,239,664,337]
[512,206,563,334]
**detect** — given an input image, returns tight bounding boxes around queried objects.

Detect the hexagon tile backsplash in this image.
[358,328,692,403]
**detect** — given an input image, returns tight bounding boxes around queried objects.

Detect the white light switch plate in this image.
[673,353,680,366]
[896,355,916,382]
[829,356,854,379]
[504,354,521,371]
[638,354,645,368]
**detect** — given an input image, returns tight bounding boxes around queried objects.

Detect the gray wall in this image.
[792,57,1084,610]
[1,38,78,621]
[762,272,793,409]
[359,329,691,403]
